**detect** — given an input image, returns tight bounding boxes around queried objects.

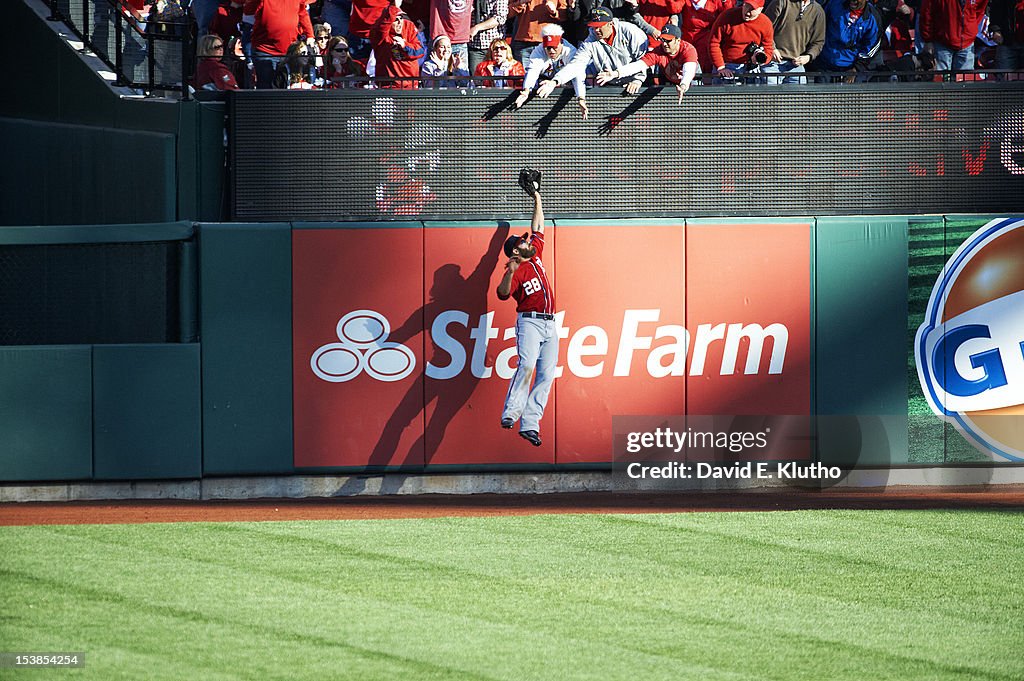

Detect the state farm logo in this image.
[313,309,790,382]
[915,217,1024,461]
[311,310,416,382]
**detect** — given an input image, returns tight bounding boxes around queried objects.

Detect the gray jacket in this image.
[552,19,651,86]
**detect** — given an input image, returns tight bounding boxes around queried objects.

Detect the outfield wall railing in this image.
[1,216,1021,484]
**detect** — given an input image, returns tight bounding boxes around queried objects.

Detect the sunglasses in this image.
[316,35,330,41]
[493,45,509,51]
[212,42,224,49]
[333,47,349,52]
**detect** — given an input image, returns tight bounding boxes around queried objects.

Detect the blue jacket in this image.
[817,0,880,69]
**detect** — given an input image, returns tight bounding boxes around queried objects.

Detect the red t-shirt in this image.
[641,40,699,83]
[244,0,314,55]
[510,232,554,314]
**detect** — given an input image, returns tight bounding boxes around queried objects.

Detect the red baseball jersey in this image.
[510,232,554,314]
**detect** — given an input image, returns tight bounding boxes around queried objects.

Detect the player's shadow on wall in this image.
[366,224,509,477]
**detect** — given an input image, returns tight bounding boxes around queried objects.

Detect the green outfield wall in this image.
[0,215,1020,482]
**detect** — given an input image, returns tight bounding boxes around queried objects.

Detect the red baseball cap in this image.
[744,0,764,8]
[542,33,562,47]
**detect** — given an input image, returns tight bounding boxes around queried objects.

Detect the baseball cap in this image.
[659,23,682,39]
[587,7,613,26]
[541,23,563,47]
[744,0,765,8]
[504,233,530,258]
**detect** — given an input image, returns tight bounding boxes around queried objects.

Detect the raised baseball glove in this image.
[517,168,542,196]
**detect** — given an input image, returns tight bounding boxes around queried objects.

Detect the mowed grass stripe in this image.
[4,523,761,681]
[1,511,1021,681]
[0,512,1015,675]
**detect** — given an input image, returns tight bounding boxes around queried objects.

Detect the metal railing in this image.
[46,0,193,98]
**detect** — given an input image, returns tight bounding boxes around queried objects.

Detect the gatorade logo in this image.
[311,310,416,383]
[915,217,1024,461]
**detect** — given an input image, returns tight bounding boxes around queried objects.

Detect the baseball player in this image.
[497,168,558,447]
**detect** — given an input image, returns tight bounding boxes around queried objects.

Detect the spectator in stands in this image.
[147,0,189,86]
[192,0,222,35]
[812,0,880,80]
[681,0,728,73]
[709,0,775,81]
[637,0,686,34]
[468,0,510,72]
[324,36,370,86]
[594,0,663,40]
[224,35,254,87]
[474,38,527,85]
[762,0,824,83]
[244,0,315,88]
[991,0,1024,77]
[350,0,393,58]
[320,0,353,40]
[536,7,652,95]
[920,0,990,71]
[314,22,333,54]
[563,0,598,46]
[195,33,241,89]
[273,38,317,87]
[596,23,699,100]
[372,3,427,87]
[312,22,333,80]
[509,0,569,65]
[872,0,915,64]
[515,23,588,116]
[422,34,472,85]
[209,0,244,40]
[430,0,474,67]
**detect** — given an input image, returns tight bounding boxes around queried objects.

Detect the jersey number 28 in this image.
[523,277,542,295]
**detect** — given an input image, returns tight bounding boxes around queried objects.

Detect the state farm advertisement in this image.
[293,222,810,469]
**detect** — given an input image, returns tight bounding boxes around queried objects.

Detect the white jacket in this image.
[522,41,586,98]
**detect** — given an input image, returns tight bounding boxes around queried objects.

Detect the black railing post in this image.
[114,4,125,85]
[181,29,192,100]
[82,0,90,46]
[147,29,156,95]
[46,0,61,22]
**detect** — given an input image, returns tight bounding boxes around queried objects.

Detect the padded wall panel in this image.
[816,217,910,466]
[200,223,294,475]
[0,346,92,481]
[92,344,201,480]
[554,220,685,464]
[0,118,176,226]
[292,224,425,470]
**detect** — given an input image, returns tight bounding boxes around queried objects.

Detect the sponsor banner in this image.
[554,224,686,463]
[293,228,425,468]
[915,217,1024,461]
[686,223,813,460]
[293,223,813,468]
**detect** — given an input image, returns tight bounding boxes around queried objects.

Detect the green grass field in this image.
[2,510,1022,680]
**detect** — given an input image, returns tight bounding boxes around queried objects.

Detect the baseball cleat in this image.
[519,430,542,447]
[501,418,515,429]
